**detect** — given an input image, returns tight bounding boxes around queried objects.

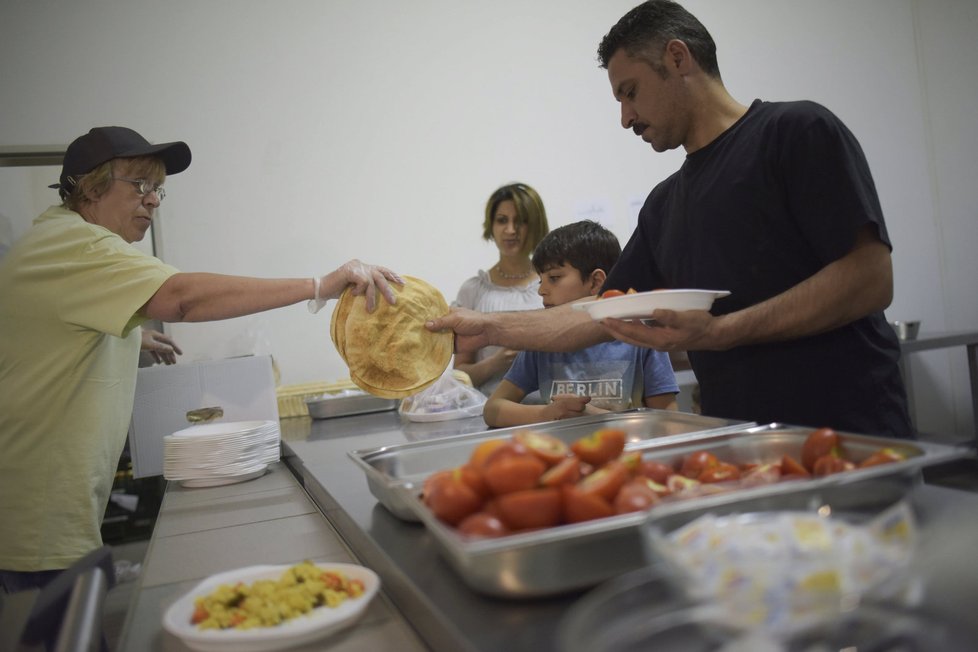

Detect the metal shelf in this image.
[0,146,66,167]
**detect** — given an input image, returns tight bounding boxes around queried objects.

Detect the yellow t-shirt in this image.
[0,206,179,571]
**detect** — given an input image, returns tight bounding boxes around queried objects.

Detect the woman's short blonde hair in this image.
[63,156,166,212]
[482,182,550,257]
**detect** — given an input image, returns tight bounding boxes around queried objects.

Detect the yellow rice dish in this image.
[191,561,366,630]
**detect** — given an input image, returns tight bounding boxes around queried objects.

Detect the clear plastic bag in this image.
[399,369,487,422]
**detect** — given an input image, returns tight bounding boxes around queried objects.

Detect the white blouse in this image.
[453,269,543,396]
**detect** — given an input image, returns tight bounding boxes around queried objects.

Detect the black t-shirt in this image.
[605,99,912,438]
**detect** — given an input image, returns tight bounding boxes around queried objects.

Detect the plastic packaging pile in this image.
[399,370,487,422]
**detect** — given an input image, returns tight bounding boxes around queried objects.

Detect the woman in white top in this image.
[454,183,549,396]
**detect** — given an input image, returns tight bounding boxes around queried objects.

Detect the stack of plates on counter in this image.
[163,420,281,487]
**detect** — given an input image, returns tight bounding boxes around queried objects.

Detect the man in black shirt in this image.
[428,0,912,438]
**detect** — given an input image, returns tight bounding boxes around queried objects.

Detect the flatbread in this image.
[329,289,355,362]
[331,276,453,399]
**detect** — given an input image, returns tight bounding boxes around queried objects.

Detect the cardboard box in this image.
[127,355,279,478]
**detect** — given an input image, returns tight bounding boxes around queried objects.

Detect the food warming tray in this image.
[391,423,971,598]
[348,409,750,521]
[305,393,399,419]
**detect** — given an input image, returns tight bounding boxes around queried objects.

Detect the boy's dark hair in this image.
[597,0,721,81]
[532,220,621,281]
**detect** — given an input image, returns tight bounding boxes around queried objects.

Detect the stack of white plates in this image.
[163,420,281,487]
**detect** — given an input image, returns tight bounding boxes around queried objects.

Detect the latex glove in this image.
[308,259,404,314]
[140,328,182,365]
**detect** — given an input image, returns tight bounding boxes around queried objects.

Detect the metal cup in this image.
[890,320,920,341]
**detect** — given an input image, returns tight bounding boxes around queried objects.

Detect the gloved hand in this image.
[308,259,404,314]
[140,328,182,365]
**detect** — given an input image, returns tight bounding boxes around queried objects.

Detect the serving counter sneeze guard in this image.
[355,420,972,598]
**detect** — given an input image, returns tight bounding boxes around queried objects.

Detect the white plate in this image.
[162,563,380,652]
[572,289,730,321]
[169,421,278,439]
[400,407,484,422]
[179,467,267,488]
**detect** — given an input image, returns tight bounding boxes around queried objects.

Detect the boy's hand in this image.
[545,394,592,420]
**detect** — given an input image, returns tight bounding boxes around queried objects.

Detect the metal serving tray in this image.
[396,423,972,598]
[348,409,750,521]
[305,393,399,419]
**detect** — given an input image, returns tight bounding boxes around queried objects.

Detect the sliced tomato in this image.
[457,463,490,498]
[421,468,453,501]
[600,289,625,299]
[571,428,626,466]
[679,450,720,479]
[813,454,855,477]
[801,428,842,473]
[638,459,675,484]
[482,497,503,519]
[666,474,701,495]
[780,454,810,478]
[494,488,562,530]
[644,476,671,497]
[561,484,615,523]
[576,460,629,501]
[469,438,510,469]
[513,430,571,466]
[539,456,582,487]
[424,468,484,525]
[483,454,546,495]
[456,512,510,538]
[480,440,531,469]
[698,461,741,484]
[740,462,782,487]
[780,473,811,482]
[613,479,661,514]
[618,450,643,475]
[858,447,906,468]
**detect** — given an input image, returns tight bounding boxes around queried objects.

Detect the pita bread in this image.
[329,288,355,361]
[331,276,453,398]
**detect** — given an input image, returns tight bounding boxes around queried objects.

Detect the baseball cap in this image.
[51,126,192,196]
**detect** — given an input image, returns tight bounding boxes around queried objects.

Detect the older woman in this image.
[453,182,549,396]
[0,126,401,593]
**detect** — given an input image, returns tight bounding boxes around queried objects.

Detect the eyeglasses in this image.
[113,176,166,202]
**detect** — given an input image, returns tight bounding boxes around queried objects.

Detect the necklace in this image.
[493,264,533,280]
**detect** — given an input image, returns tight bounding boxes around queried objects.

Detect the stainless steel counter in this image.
[283,411,978,652]
[117,410,978,651]
[284,411,582,652]
[115,459,428,652]
[898,329,978,446]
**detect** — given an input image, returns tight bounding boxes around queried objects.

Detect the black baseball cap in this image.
[51,126,192,196]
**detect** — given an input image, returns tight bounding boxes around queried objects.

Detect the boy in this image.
[483,220,678,427]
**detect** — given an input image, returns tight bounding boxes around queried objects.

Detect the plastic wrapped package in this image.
[399,370,487,422]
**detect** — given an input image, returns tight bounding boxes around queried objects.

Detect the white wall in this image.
[910,0,978,439]
[2,0,975,439]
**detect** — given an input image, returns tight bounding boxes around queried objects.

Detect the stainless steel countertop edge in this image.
[285,447,478,652]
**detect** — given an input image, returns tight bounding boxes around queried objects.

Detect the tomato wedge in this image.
[561,484,615,523]
[495,488,562,530]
